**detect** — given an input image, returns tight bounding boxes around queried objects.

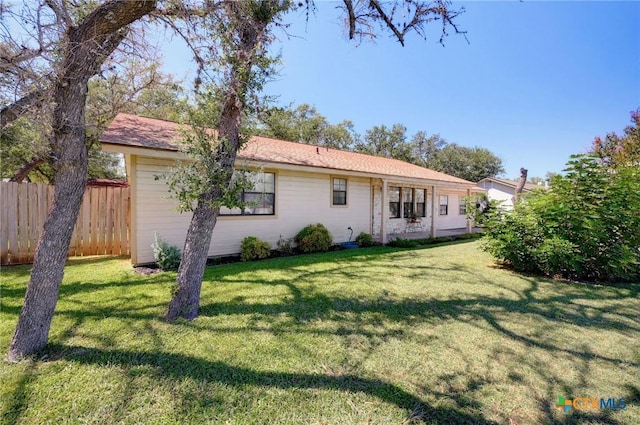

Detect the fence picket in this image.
[0,182,129,265]
[0,182,11,263]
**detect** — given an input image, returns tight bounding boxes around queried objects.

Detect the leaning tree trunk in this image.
[7,0,157,361]
[166,3,272,322]
[512,167,528,204]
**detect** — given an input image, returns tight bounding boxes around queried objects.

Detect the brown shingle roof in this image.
[101,113,475,185]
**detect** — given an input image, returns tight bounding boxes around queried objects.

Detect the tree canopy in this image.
[591,108,640,169]
[260,104,357,150]
[258,103,504,182]
[1,58,186,183]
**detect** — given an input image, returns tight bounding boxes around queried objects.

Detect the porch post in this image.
[430,185,437,238]
[381,180,388,244]
[466,188,472,233]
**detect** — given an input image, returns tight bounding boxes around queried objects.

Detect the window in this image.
[332,178,347,206]
[402,188,414,218]
[439,195,448,215]
[416,189,426,218]
[389,187,400,218]
[219,171,275,216]
[459,196,467,215]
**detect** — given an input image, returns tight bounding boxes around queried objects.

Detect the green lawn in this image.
[1,241,638,425]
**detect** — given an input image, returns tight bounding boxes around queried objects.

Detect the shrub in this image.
[240,236,271,262]
[276,234,294,256]
[482,155,640,282]
[152,233,181,271]
[294,223,333,253]
[355,232,375,247]
[388,238,419,248]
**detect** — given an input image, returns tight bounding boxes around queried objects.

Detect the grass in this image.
[1,241,638,425]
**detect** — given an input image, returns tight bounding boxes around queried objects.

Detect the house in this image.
[101,113,485,266]
[477,177,547,210]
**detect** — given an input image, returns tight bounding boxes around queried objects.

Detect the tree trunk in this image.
[166,192,220,320]
[512,167,528,204]
[165,2,270,322]
[7,0,157,361]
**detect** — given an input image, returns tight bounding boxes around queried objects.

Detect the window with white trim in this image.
[389,187,401,218]
[219,171,275,216]
[332,178,347,206]
[416,189,426,217]
[459,196,467,215]
[439,195,448,216]
[402,188,414,218]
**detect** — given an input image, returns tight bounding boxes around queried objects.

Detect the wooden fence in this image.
[1,182,130,265]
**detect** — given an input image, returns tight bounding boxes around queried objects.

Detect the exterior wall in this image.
[478,181,515,209]
[133,156,372,265]
[435,192,469,230]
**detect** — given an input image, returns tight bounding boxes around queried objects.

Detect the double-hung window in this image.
[439,195,449,216]
[459,197,467,215]
[389,187,401,218]
[332,178,347,206]
[402,188,414,218]
[416,189,426,217]
[219,171,275,216]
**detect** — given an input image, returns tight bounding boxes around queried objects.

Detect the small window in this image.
[389,187,400,218]
[459,197,467,215]
[416,189,426,217]
[439,195,448,216]
[332,178,347,206]
[402,188,413,219]
[219,171,275,216]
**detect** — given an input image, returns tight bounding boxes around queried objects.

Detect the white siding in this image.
[478,181,515,210]
[435,192,469,230]
[133,156,371,264]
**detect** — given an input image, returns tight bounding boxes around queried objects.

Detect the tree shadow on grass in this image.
[1,359,37,425]
[39,343,500,425]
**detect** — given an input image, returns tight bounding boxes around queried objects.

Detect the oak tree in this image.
[4,0,157,361]
[164,0,467,321]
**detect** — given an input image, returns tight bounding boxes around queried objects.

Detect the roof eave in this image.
[102,142,481,190]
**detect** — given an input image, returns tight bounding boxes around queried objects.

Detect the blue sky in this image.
[163,1,640,179]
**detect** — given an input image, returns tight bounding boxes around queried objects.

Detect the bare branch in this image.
[342,0,357,40]
[44,0,72,27]
[338,0,466,46]
[369,0,405,46]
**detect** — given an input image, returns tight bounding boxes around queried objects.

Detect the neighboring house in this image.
[101,113,485,265]
[477,177,547,210]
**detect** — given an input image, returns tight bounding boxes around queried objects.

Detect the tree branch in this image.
[1,91,44,128]
[44,0,72,28]
[9,157,46,183]
[369,0,405,46]
[342,0,357,40]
